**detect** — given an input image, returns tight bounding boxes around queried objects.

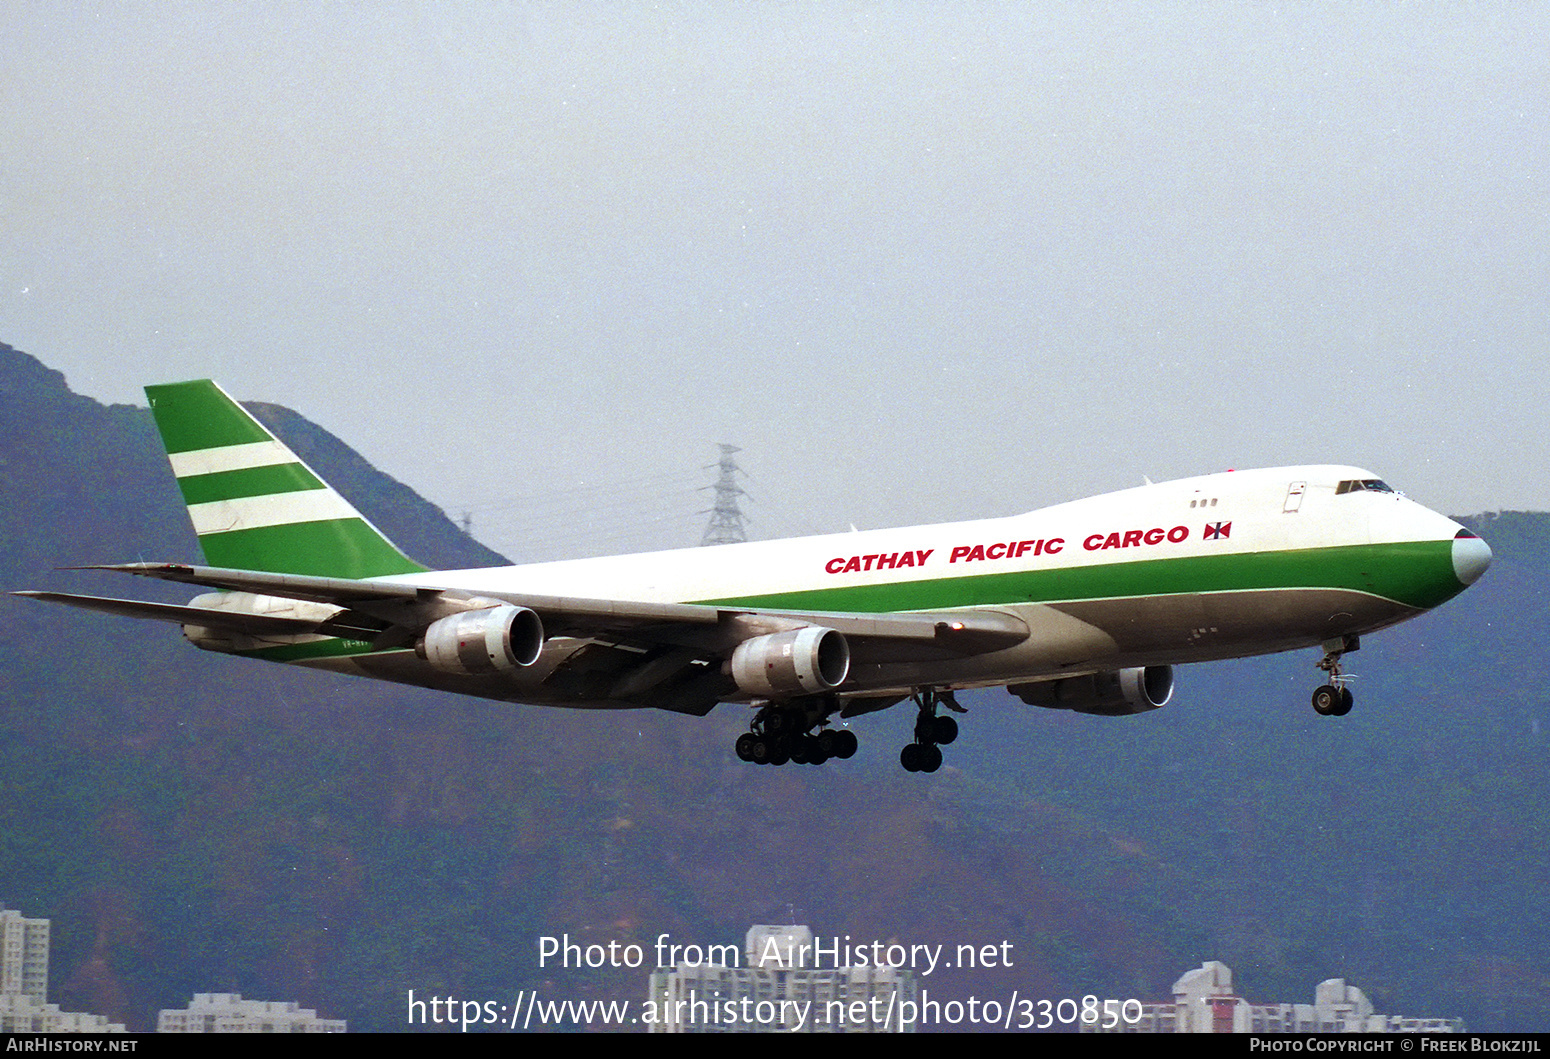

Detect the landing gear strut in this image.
[900,687,963,773]
[1311,635,1358,717]
[734,698,858,766]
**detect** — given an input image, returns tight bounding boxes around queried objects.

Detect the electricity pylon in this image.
[700,444,749,546]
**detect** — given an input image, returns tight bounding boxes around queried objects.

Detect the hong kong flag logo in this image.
[1204,521,1232,540]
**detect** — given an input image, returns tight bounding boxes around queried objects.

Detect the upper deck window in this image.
[1336,479,1395,495]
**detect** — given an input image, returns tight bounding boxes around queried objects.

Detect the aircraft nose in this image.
[1452,529,1492,587]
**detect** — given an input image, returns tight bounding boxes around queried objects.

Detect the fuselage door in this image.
[1283,481,1307,513]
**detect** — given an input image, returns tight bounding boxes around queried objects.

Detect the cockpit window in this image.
[1336,479,1395,495]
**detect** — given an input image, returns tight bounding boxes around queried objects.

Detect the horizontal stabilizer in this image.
[78,562,434,606]
[13,591,322,635]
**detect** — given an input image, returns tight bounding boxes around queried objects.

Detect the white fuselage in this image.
[311,465,1481,706]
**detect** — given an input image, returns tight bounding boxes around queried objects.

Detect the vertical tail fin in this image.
[145,380,427,578]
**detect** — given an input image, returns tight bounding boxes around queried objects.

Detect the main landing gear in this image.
[734,698,858,766]
[900,687,964,774]
[1311,635,1359,717]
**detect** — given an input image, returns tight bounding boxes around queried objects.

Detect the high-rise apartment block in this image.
[649,924,915,1033]
[0,905,48,1001]
[158,992,346,1033]
[0,903,125,1033]
[1081,961,1463,1033]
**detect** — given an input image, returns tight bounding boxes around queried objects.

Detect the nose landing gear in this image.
[1311,635,1359,716]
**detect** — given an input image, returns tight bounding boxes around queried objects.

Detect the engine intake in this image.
[418,605,545,675]
[1010,665,1174,716]
[730,627,850,698]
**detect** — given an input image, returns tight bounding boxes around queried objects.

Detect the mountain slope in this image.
[2,340,1546,1031]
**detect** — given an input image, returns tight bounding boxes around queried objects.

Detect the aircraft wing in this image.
[48,561,1031,662]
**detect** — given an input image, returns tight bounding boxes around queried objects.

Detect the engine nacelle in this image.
[1010,665,1174,716]
[418,605,545,675]
[729,627,850,698]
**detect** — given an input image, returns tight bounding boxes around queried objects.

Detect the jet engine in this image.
[1009,665,1174,716]
[418,605,545,675]
[729,626,850,698]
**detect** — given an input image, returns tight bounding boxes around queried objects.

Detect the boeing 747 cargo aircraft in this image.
[19,381,1492,772]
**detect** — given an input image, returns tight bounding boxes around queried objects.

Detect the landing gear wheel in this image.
[1312,684,1342,716]
[1312,637,1359,718]
[834,729,858,759]
[918,743,943,773]
[739,698,858,768]
[802,735,828,765]
[901,687,963,772]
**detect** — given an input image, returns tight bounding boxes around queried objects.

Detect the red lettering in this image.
[897,551,916,568]
[826,558,845,574]
[1144,527,1164,545]
[842,556,862,573]
[965,544,986,561]
[1046,538,1063,554]
[987,542,1007,560]
[1102,532,1121,550]
[950,546,970,563]
[861,554,879,571]
[876,552,897,570]
[1084,534,1104,551]
[1015,540,1035,557]
[916,549,934,564]
[1167,525,1189,543]
[1122,530,1143,548]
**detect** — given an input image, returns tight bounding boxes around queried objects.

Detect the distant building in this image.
[0,993,125,1034]
[0,902,126,1033]
[158,992,346,1033]
[649,925,915,1033]
[1081,960,1464,1033]
[0,905,49,1001]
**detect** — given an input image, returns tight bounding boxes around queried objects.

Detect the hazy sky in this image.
[4,3,1546,562]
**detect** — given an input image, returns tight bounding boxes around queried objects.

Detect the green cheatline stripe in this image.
[146,381,272,454]
[230,539,1462,662]
[198,518,428,578]
[176,463,325,505]
[694,541,1464,614]
[248,638,386,663]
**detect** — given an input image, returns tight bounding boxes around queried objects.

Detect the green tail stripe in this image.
[176,463,326,506]
[697,541,1462,615]
[145,379,429,579]
[146,381,272,453]
[197,519,427,578]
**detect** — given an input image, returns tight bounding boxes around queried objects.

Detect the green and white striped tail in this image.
[145,380,427,579]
